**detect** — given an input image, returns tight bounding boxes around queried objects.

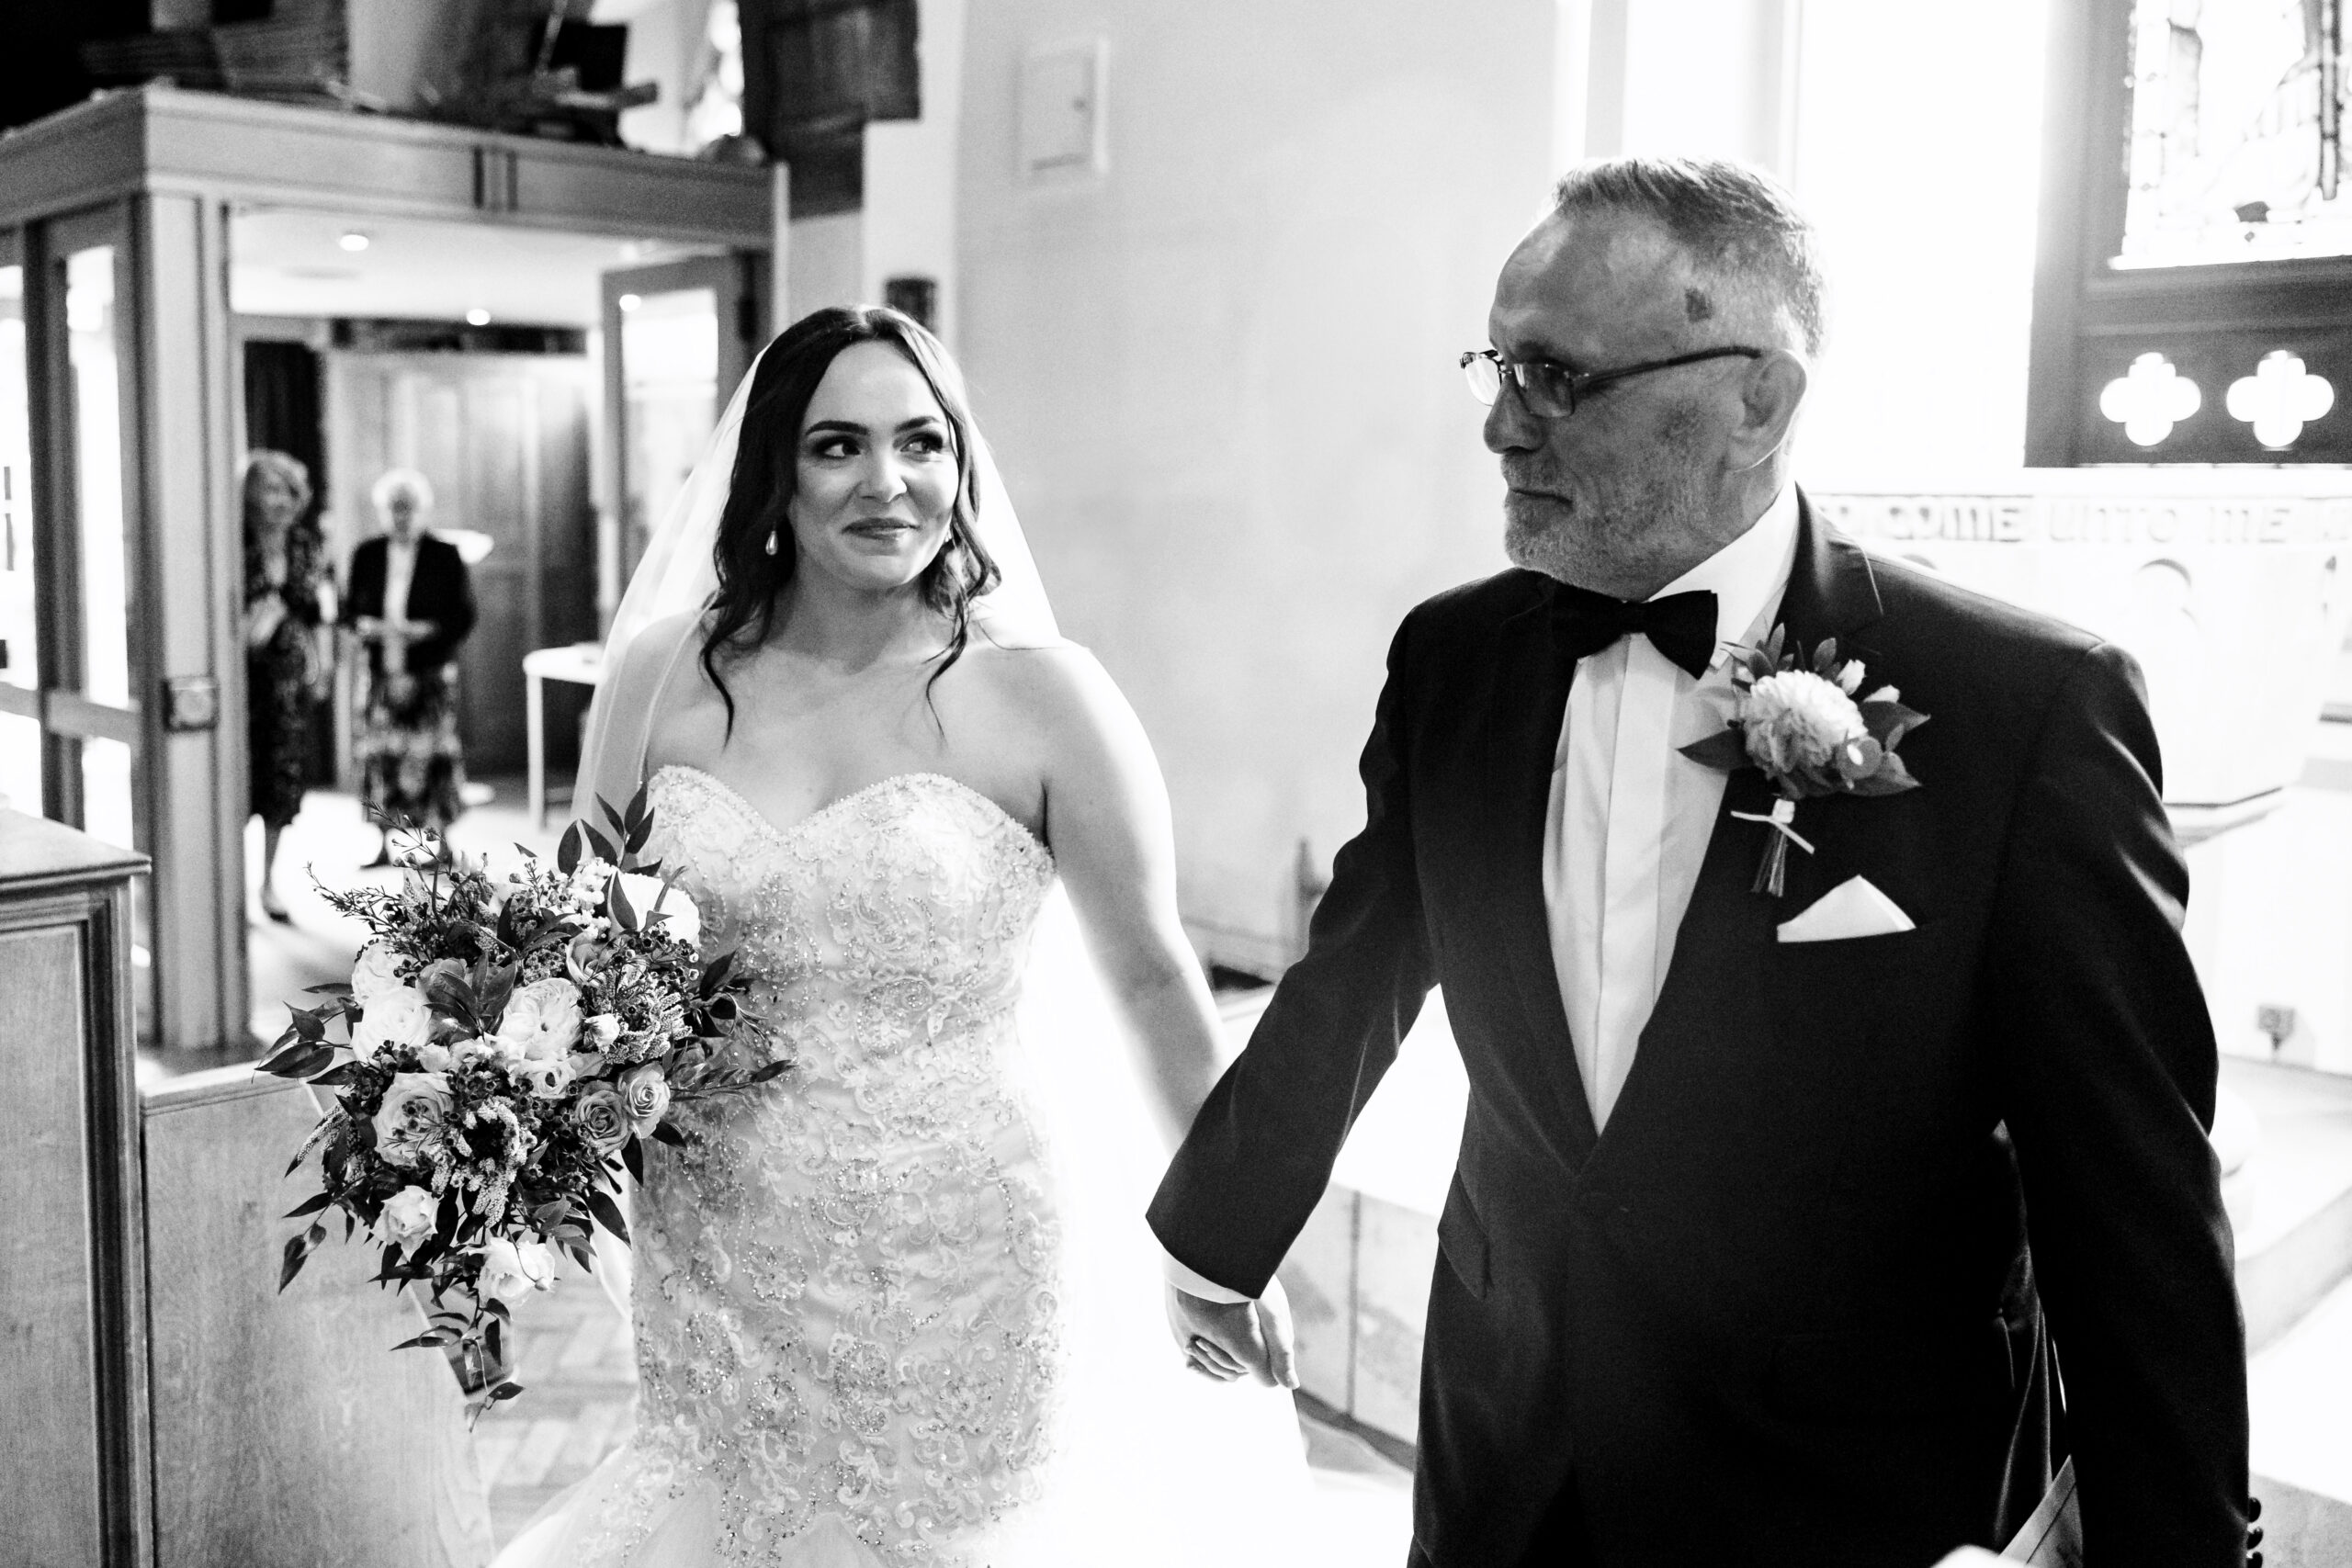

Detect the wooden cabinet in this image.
[0,807,494,1566]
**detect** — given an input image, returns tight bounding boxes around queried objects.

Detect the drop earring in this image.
[763,528,779,557]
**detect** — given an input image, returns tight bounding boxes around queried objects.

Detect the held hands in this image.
[1165,1276,1299,1390]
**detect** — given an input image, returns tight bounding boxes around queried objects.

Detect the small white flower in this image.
[352,985,435,1059]
[351,942,406,1004]
[378,1185,436,1245]
[1836,660,1865,695]
[476,1236,556,1303]
[1864,684,1900,705]
[582,1014,622,1053]
[415,1043,454,1073]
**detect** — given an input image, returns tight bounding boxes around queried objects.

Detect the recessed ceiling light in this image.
[338,231,370,253]
[618,242,645,262]
[617,293,642,312]
[465,307,492,326]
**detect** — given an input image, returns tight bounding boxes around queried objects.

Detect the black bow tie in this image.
[1550,583,1721,679]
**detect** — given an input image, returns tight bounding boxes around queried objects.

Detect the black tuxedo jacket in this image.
[1149,500,2248,1566]
[345,533,478,676]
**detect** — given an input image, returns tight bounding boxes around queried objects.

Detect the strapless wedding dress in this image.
[493,766,1312,1568]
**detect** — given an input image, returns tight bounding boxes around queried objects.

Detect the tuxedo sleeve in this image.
[1987,640,2249,1564]
[1148,615,1438,1298]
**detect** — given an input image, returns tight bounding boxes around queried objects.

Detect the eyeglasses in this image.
[1460,345,1766,419]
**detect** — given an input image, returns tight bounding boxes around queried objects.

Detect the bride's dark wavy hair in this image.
[701,305,1001,735]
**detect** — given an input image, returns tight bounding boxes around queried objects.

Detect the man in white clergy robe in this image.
[1148,156,2252,1566]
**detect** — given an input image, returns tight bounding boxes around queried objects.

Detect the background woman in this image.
[242,449,334,922]
[345,468,477,864]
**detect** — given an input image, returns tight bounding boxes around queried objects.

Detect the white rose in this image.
[415,1043,453,1072]
[351,942,406,1004]
[616,1061,672,1133]
[369,1071,452,1167]
[378,1185,436,1245]
[476,1236,556,1303]
[517,1056,576,1100]
[351,985,435,1060]
[494,977,585,1062]
[582,1014,622,1054]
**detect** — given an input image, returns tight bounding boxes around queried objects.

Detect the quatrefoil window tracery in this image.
[2225,351,2335,450]
[2099,352,2202,446]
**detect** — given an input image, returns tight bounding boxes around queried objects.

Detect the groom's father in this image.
[1150,157,2249,1565]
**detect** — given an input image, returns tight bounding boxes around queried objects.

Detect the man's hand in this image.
[1164,1275,1298,1390]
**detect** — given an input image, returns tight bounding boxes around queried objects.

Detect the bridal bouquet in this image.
[261,788,785,1415]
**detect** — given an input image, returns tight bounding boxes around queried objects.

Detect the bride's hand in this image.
[1166,1276,1299,1390]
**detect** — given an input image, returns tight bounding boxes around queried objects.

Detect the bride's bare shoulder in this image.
[956,635,1150,771]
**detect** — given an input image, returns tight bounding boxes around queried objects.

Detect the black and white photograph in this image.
[7,1,2352,1563]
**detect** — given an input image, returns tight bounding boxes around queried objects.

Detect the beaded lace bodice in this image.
[602,764,1062,1567]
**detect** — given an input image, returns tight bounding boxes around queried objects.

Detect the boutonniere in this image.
[1678,628,1928,896]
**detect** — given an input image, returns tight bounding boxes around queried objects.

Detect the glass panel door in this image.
[599,254,761,627]
[0,253,37,816]
[35,209,149,1041]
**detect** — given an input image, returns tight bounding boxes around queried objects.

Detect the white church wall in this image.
[955,0,1556,971]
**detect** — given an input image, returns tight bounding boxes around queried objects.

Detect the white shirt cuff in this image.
[1159,1244,1256,1304]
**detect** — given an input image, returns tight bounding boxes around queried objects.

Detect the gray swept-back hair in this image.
[1551,155,1826,359]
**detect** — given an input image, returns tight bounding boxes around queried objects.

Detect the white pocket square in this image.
[1776,875,1916,943]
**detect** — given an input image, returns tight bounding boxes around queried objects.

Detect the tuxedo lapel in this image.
[1598,492,1887,1143]
[1485,584,1603,1166]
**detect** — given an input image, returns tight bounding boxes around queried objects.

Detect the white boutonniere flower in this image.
[1679,628,1928,896]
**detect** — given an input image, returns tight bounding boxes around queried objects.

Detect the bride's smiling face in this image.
[786,341,959,595]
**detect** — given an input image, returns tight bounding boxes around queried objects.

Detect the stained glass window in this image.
[2119,0,2351,267]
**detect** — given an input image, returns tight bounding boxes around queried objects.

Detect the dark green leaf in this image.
[585,1187,630,1244]
[486,1380,525,1404]
[607,873,639,934]
[558,821,584,875]
[622,1135,646,1185]
[699,951,736,998]
[582,822,618,865]
[746,1058,793,1085]
[291,1010,326,1043]
[1678,729,1750,773]
[304,981,356,997]
[258,1039,334,1079]
[278,1233,311,1292]
[599,794,628,837]
[650,1120,688,1148]
[283,1191,334,1219]
[310,1061,364,1087]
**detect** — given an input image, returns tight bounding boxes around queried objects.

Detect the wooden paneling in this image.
[0,808,152,1568]
[0,922,107,1568]
[143,1066,495,1568]
[0,86,772,246]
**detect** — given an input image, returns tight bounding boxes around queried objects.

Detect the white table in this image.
[523,642,605,829]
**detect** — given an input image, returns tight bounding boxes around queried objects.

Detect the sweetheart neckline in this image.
[650,763,1053,864]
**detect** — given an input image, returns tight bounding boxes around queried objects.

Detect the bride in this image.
[494,305,1312,1567]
